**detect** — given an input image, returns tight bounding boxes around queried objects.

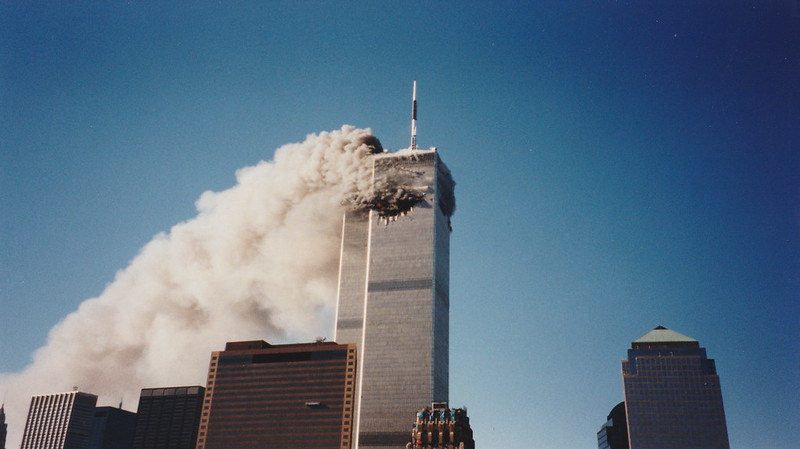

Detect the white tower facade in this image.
[20,391,97,449]
[335,149,454,448]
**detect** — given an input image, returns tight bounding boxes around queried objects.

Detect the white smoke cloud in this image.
[0,126,384,447]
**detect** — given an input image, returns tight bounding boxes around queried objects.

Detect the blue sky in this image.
[1,2,798,448]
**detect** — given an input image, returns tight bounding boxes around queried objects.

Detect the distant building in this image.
[131,386,204,449]
[409,403,474,449]
[20,391,98,449]
[196,340,357,449]
[622,326,730,449]
[0,403,7,449]
[596,401,628,449]
[87,407,136,449]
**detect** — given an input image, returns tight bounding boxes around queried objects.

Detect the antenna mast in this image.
[410,80,417,150]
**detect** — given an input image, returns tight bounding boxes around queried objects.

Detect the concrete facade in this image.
[20,391,98,449]
[334,149,454,448]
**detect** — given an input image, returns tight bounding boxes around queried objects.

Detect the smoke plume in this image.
[0,126,407,447]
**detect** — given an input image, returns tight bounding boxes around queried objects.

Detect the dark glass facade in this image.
[131,386,204,449]
[597,401,628,449]
[622,327,729,449]
[196,340,357,449]
[0,404,7,449]
[87,407,136,449]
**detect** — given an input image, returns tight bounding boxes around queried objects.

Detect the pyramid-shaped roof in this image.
[634,325,697,344]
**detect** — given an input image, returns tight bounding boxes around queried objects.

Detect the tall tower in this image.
[622,326,730,449]
[334,146,455,448]
[20,391,98,449]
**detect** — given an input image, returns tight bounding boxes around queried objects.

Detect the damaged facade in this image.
[335,147,455,449]
[346,148,455,224]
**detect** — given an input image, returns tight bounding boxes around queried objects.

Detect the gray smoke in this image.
[0,126,418,447]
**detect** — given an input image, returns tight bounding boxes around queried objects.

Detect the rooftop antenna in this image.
[410,79,418,150]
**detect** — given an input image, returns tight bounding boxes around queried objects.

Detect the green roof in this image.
[633,325,697,344]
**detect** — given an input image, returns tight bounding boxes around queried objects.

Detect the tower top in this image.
[410,80,418,150]
[634,326,697,344]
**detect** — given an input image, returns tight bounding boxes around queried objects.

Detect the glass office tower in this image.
[597,401,628,449]
[87,407,136,449]
[131,386,204,449]
[334,149,454,448]
[622,326,730,449]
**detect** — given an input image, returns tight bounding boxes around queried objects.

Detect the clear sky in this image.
[1,2,798,449]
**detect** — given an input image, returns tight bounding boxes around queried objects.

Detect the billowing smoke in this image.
[0,126,432,447]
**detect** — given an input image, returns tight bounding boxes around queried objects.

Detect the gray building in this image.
[623,326,730,449]
[334,148,455,448]
[20,391,98,449]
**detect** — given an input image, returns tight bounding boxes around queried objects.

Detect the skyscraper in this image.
[196,340,357,449]
[20,391,98,449]
[131,386,204,449]
[622,326,730,449]
[334,148,455,448]
[0,403,7,449]
[596,401,628,449]
[87,407,136,449]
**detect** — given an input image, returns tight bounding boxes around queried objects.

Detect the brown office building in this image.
[196,340,357,449]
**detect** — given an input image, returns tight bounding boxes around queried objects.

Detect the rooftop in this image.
[632,325,699,348]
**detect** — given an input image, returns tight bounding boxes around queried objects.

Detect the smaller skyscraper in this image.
[409,403,474,449]
[131,386,204,449]
[87,407,136,449]
[21,391,98,449]
[0,403,8,449]
[622,326,730,449]
[196,340,357,449]
[597,401,628,449]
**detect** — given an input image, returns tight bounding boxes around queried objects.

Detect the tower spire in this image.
[410,79,418,150]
